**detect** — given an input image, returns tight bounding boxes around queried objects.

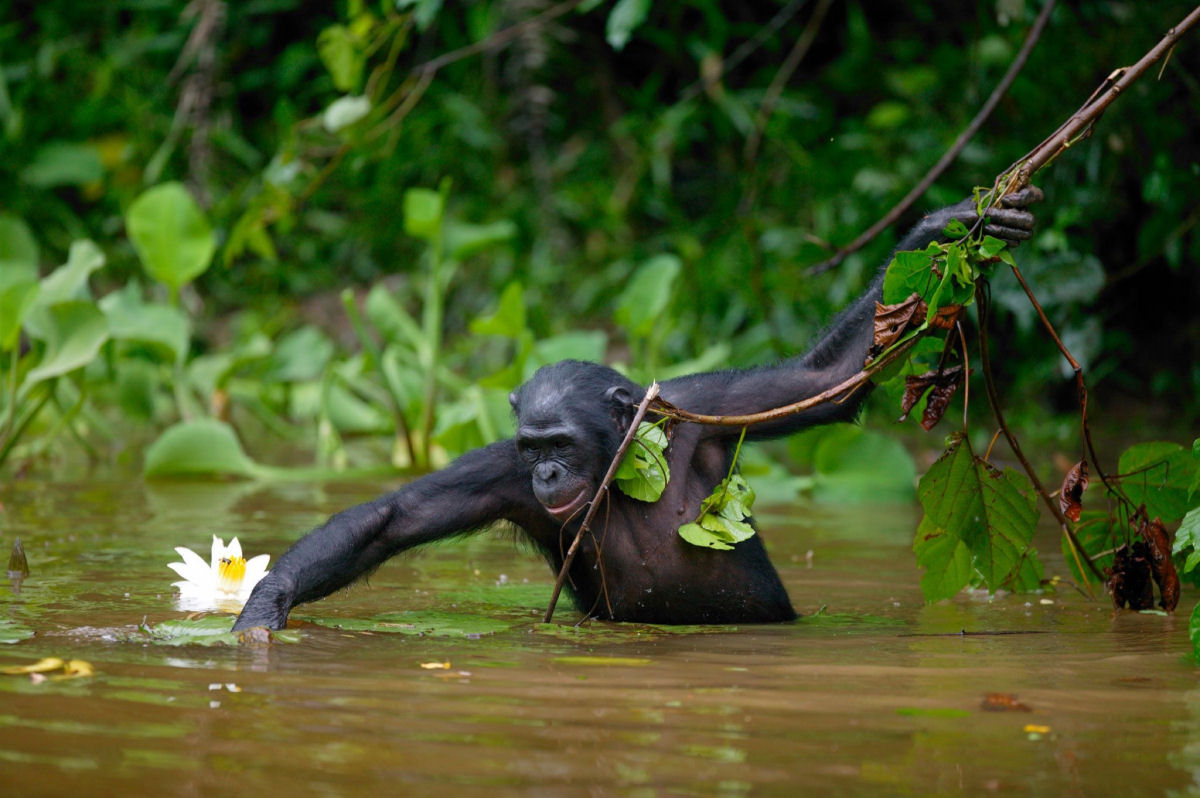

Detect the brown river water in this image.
[0,476,1197,796]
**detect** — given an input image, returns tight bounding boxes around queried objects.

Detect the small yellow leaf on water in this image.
[1,657,64,675]
[52,660,95,680]
[1023,724,1051,734]
[420,661,451,669]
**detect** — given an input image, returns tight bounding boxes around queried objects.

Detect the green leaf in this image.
[0,212,39,287]
[1174,507,1200,574]
[317,24,364,92]
[0,619,35,644]
[20,141,104,188]
[942,218,970,238]
[445,219,517,259]
[678,522,734,550]
[23,300,110,385]
[913,532,972,602]
[126,183,216,292]
[914,434,1041,599]
[614,254,681,338]
[99,285,190,363]
[882,245,938,305]
[615,422,670,502]
[1118,441,1194,523]
[470,282,526,338]
[304,610,512,637]
[33,239,105,308]
[403,187,445,242]
[144,419,258,479]
[267,326,334,382]
[606,0,650,50]
[0,279,38,351]
[365,284,423,350]
[977,235,1007,259]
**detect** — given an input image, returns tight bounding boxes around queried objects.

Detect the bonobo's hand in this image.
[921,185,1044,249]
[231,571,295,631]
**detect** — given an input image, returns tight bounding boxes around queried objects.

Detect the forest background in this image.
[1,0,1197,495]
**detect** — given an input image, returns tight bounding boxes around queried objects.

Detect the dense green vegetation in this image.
[1,2,1198,631]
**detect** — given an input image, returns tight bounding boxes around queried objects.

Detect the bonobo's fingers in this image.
[999,184,1044,209]
[982,185,1042,247]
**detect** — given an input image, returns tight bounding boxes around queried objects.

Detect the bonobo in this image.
[233,188,1042,631]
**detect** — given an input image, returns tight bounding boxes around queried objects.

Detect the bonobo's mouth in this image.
[544,487,590,522]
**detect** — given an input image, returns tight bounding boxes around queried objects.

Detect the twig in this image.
[651,336,920,428]
[805,0,1057,276]
[543,382,661,623]
[413,0,586,76]
[1000,4,1200,193]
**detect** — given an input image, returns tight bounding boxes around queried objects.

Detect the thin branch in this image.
[976,287,1104,584]
[543,382,661,623]
[1001,4,1200,193]
[806,0,1057,276]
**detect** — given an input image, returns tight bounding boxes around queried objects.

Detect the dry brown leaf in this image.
[1139,516,1180,612]
[981,692,1032,712]
[867,293,926,364]
[1107,542,1156,611]
[1058,460,1089,522]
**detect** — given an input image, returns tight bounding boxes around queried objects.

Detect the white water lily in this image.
[168,535,270,612]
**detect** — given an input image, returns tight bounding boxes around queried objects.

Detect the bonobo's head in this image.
[510,361,640,522]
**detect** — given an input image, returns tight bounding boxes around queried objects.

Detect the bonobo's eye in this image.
[517,440,538,462]
[551,437,572,454]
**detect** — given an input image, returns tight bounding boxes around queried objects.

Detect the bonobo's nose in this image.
[534,461,561,485]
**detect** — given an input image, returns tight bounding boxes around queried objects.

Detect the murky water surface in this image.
[0,477,1197,796]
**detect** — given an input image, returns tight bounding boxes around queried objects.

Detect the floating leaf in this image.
[0,620,34,645]
[304,610,512,637]
[126,183,216,292]
[552,656,652,666]
[1059,460,1089,522]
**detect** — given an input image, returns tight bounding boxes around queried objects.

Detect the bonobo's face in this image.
[515,403,598,522]
[511,362,634,522]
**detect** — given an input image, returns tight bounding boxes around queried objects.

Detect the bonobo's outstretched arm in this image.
[663,187,1043,438]
[232,441,533,631]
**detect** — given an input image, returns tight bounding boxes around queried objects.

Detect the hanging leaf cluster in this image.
[614,421,670,502]
[678,473,758,551]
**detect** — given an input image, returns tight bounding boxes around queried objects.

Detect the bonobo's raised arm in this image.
[232,441,534,631]
[662,187,1043,439]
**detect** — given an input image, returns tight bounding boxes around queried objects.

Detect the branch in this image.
[805,0,1057,276]
[999,4,1200,194]
[543,382,661,623]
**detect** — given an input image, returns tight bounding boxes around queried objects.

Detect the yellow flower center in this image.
[217,555,247,594]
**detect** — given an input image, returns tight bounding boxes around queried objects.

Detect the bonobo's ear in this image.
[509,390,520,413]
[605,386,634,430]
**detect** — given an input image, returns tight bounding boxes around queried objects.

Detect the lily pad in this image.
[0,619,35,644]
[302,610,514,637]
[141,616,299,646]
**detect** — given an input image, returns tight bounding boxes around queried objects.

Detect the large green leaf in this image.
[606,0,650,50]
[0,279,38,351]
[143,419,258,479]
[913,434,1040,599]
[316,24,364,92]
[913,531,972,602]
[99,285,190,363]
[23,239,106,340]
[0,212,39,288]
[1118,441,1194,523]
[23,300,110,385]
[614,254,680,339]
[126,182,216,292]
[470,281,526,338]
